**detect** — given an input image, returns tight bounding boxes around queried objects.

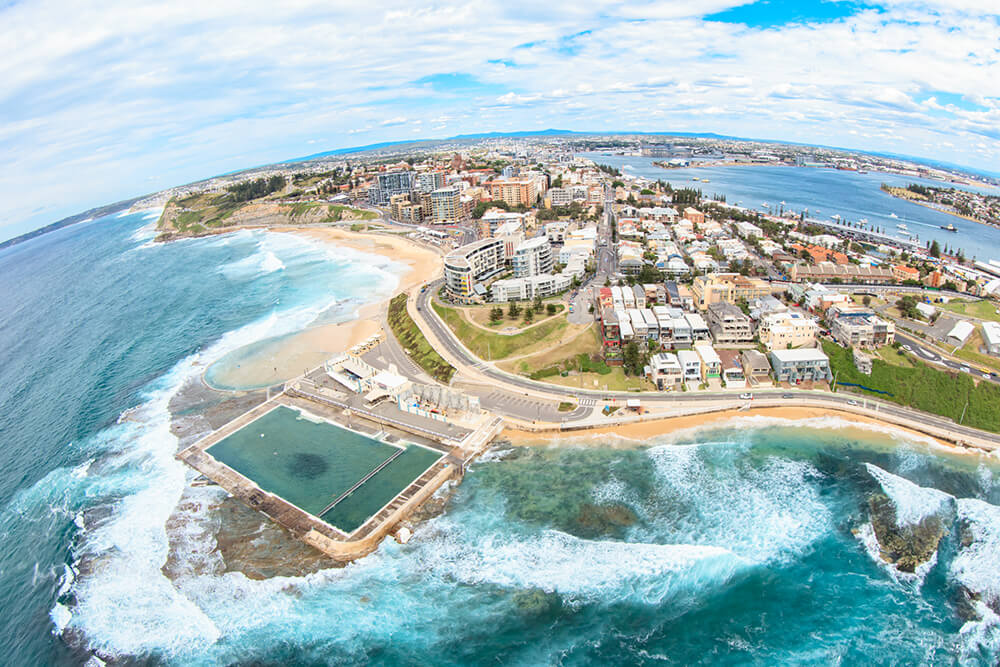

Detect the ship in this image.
[896,223,908,231]
[941,223,958,232]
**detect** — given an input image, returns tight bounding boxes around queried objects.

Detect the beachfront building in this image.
[741,349,772,384]
[694,343,722,383]
[769,348,832,383]
[600,308,622,363]
[691,273,770,310]
[706,302,754,345]
[757,311,819,351]
[717,349,746,389]
[677,349,702,385]
[647,353,683,391]
[491,273,572,302]
[830,312,895,349]
[479,209,532,236]
[493,220,525,261]
[368,170,415,206]
[512,236,553,278]
[444,238,505,299]
[431,186,463,224]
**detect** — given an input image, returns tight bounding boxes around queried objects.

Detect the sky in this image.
[1,0,999,241]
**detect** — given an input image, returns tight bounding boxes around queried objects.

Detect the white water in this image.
[864,463,955,528]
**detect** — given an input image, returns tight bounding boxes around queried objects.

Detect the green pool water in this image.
[207,405,441,532]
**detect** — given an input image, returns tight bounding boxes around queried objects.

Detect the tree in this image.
[929,239,941,258]
[896,295,921,320]
[546,303,557,316]
[523,309,534,324]
[862,295,872,307]
[533,295,544,313]
[623,341,642,376]
[507,301,521,319]
[489,307,503,324]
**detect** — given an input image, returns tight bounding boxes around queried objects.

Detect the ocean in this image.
[581,153,1000,262]
[1,211,999,665]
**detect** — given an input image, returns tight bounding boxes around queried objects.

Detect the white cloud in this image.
[0,0,998,239]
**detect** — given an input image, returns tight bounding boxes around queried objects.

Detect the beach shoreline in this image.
[201,225,442,391]
[502,406,994,460]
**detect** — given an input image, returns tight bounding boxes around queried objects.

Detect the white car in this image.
[847,400,859,406]
[902,344,912,352]
[961,366,971,373]
[739,392,753,400]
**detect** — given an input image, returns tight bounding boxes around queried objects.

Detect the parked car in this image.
[902,344,912,352]
[847,400,859,406]
[739,392,753,400]
[782,393,794,399]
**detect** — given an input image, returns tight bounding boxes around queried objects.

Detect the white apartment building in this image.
[512,236,553,277]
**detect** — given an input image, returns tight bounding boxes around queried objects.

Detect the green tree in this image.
[929,240,941,258]
[533,295,544,313]
[508,301,521,319]
[622,341,642,376]
[896,295,921,320]
[546,303,557,316]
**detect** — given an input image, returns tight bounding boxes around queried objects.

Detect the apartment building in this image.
[493,220,525,261]
[706,302,754,345]
[443,238,505,298]
[647,353,683,390]
[487,178,539,207]
[830,312,895,348]
[757,311,818,351]
[691,273,771,309]
[512,236,553,277]
[769,348,832,383]
[367,170,414,206]
[431,186,462,224]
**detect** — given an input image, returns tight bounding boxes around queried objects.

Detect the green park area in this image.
[432,301,576,360]
[938,299,1000,323]
[388,294,455,383]
[824,340,1000,432]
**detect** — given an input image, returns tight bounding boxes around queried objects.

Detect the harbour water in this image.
[582,153,1000,262]
[1,211,999,664]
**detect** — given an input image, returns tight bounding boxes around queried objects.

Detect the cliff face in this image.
[156,199,373,241]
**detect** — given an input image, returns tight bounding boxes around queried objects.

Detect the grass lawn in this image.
[465,302,565,329]
[850,294,886,307]
[939,299,1000,323]
[387,294,455,383]
[873,345,916,368]
[543,367,653,392]
[432,301,572,360]
[498,325,601,375]
[823,340,1000,432]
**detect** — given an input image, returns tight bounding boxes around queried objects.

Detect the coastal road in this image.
[412,280,1000,447]
[895,331,998,383]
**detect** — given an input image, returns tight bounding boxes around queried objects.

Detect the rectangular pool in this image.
[207,405,442,533]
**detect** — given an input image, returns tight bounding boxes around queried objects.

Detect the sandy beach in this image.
[204,226,442,390]
[503,406,961,453]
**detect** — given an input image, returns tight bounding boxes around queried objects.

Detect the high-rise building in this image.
[512,236,553,278]
[415,172,446,193]
[487,179,539,207]
[431,186,462,224]
[367,170,414,206]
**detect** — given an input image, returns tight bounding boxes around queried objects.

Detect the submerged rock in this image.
[574,502,638,539]
[868,492,951,574]
[512,588,562,617]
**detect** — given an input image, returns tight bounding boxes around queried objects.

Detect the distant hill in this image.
[0,197,148,251]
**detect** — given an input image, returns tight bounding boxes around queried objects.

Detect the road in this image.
[412,279,1000,447]
[895,331,998,382]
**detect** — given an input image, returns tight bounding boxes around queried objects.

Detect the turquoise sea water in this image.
[0,208,999,664]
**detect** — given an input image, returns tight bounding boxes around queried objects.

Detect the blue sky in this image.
[1,0,999,241]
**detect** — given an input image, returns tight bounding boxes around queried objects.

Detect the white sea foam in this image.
[50,233,409,658]
[408,525,746,606]
[864,463,955,528]
[643,442,831,565]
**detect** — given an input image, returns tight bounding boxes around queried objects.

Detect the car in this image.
[961,365,971,373]
[739,392,753,400]
[983,373,991,379]
[782,393,794,399]
[847,400,859,406]
[902,344,912,352]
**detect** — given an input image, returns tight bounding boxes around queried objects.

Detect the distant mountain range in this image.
[0,197,146,251]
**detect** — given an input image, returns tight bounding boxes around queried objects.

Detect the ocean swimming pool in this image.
[207,405,442,533]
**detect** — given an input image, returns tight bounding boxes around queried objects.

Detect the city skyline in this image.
[2,0,998,240]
